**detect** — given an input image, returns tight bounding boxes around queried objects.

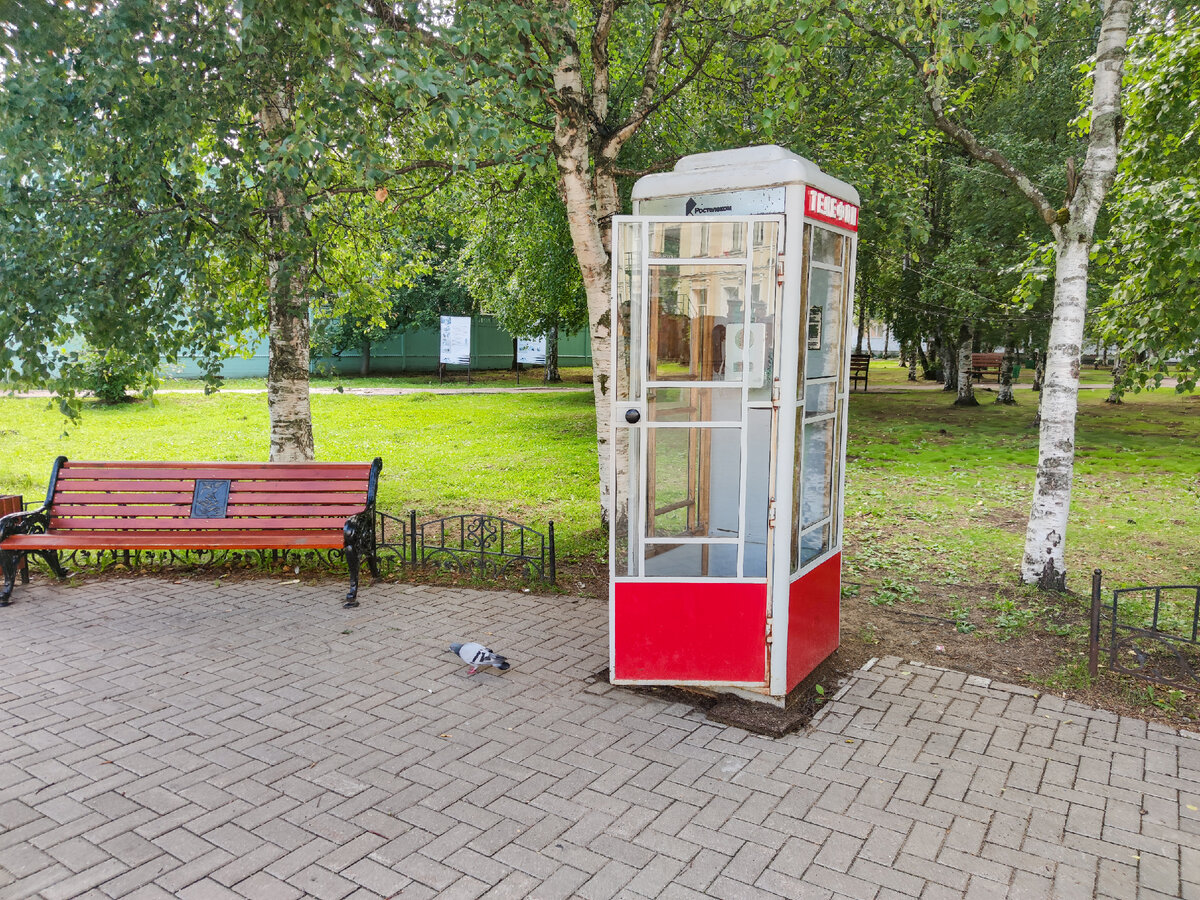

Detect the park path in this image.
[1,576,1196,899]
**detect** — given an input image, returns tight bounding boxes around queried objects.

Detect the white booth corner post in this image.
[608,145,859,706]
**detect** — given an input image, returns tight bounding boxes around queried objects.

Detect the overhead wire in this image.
[860,245,1052,322]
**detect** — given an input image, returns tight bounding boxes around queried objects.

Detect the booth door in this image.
[610,216,781,687]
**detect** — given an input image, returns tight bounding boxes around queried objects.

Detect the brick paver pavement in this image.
[1,577,1197,899]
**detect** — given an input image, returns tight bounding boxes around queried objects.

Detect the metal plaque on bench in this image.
[191,479,231,518]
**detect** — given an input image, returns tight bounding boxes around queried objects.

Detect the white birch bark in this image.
[548,37,616,523]
[954,323,977,406]
[996,342,1016,405]
[258,91,316,462]
[1020,0,1132,588]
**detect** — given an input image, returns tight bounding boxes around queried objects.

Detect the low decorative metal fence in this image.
[1089,569,1199,691]
[376,511,555,584]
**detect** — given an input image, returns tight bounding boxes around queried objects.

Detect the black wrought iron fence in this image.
[1088,569,1200,691]
[375,510,555,584]
[12,508,555,588]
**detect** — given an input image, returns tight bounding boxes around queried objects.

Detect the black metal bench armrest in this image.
[0,507,49,541]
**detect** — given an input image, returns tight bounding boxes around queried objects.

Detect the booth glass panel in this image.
[805,380,838,417]
[748,223,780,401]
[650,222,747,259]
[648,387,742,422]
[644,543,739,578]
[804,266,844,379]
[801,417,836,529]
[612,427,640,577]
[811,228,843,267]
[647,426,741,539]
[649,265,746,382]
[743,408,772,578]
[799,524,830,567]
[615,222,643,401]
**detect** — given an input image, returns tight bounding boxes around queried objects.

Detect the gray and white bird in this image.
[449,641,511,675]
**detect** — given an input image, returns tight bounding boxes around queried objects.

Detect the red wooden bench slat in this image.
[53,504,192,516]
[53,504,366,517]
[49,517,349,530]
[54,479,369,493]
[4,532,344,550]
[62,462,371,477]
[55,492,368,506]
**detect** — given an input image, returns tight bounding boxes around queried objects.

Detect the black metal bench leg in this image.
[1,550,18,606]
[344,545,361,609]
[37,550,68,580]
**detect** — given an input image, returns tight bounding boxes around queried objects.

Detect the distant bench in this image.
[0,457,382,608]
[850,354,871,391]
[970,352,1004,383]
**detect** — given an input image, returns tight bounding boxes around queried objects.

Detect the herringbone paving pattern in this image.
[0,577,1197,899]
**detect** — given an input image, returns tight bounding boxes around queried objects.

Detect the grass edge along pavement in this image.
[1,380,1197,726]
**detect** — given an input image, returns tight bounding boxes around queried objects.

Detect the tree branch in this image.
[857,19,1058,228]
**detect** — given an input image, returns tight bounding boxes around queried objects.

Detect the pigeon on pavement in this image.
[450,641,511,675]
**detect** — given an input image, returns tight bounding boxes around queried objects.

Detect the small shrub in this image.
[76,348,156,403]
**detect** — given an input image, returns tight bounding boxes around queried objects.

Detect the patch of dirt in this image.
[593,656,851,738]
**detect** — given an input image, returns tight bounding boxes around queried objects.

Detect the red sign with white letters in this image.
[805,185,859,232]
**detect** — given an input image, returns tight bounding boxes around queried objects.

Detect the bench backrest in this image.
[44,459,381,533]
[971,353,1004,367]
[850,354,871,369]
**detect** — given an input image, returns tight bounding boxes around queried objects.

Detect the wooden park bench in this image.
[969,352,1004,383]
[0,457,382,609]
[849,353,871,391]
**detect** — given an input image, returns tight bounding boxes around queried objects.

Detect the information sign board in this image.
[440,316,471,365]
[517,336,547,365]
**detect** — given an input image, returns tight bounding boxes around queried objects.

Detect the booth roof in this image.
[631,143,860,207]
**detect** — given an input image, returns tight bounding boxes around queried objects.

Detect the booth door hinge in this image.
[771,381,781,403]
[767,502,777,528]
[776,254,785,286]
[765,617,775,644]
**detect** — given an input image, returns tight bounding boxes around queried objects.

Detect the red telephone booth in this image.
[608,145,859,704]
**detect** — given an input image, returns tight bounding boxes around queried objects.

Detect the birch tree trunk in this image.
[887,0,1132,588]
[953,323,978,406]
[1107,353,1126,403]
[546,326,561,383]
[259,91,316,462]
[548,39,616,524]
[939,331,957,391]
[546,0,683,525]
[1020,0,1132,589]
[996,341,1017,405]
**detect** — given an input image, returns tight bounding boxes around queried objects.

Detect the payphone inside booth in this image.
[608,145,859,704]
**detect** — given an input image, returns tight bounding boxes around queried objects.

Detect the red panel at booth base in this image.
[786,553,842,693]
[613,581,768,684]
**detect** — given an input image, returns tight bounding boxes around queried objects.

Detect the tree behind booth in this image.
[778,0,1134,590]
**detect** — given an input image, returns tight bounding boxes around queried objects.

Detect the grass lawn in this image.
[2,376,1196,721]
[0,390,602,562]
